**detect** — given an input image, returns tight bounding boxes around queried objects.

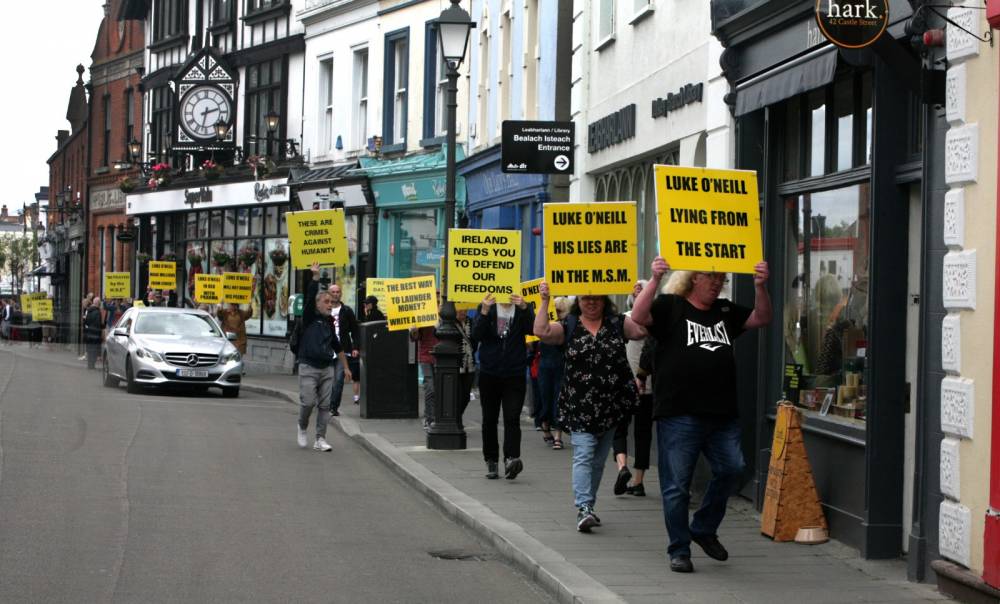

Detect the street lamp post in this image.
[427,0,475,450]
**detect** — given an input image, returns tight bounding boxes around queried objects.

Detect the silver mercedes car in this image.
[102,307,243,397]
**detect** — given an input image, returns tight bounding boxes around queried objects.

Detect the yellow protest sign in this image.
[194,274,223,304]
[222,272,254,304]
[148,261,177,290]
[366,278,389,306]
[133,300,145,308]
[286,209,349,269]
[20,294,32,314]
[654,165,762,274]
[105,272,131,298]
[33,299,53,322]
[543,202,638,296]
[447,228,521,303]
[521,278,558,342]
[384,275,438,331]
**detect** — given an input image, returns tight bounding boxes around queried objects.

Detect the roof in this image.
[288,162,361,186]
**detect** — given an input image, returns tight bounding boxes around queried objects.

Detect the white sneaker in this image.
[297,427,308,448]
[313,437,332,452]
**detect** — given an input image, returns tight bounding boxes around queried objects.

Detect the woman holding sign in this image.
[473,293,534,480]
[533,284,646,533]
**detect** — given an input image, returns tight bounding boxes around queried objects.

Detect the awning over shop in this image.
[735,46,838,116]
[288,163,370,210]
[355,145,466,208]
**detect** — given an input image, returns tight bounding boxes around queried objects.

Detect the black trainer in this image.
[576,507,598,533]
[670,555,694,573]
[691,534,729,561]
[504,457,523,480]
[485,461,499,479]
[613,467,632,495]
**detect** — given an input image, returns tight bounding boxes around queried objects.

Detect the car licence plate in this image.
[176,368,209,378]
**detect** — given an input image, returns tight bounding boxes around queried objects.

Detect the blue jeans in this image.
[656,415,745,558]
[570,430,616,509]
[536,364,563,429]
[328,361,346,413]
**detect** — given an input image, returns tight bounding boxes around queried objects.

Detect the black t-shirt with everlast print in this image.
[648,293,753,419]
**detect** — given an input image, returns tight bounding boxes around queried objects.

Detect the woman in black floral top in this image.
[533,282,647,533]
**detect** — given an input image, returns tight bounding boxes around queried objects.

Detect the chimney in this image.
[1,205,8,219]
[56,130,69,147]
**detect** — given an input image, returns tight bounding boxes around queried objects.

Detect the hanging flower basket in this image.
[136,252,152,265]
[268,248,288,266]
[239,248,260,267]
[148,163,172,189]
[118,176,136,193]
[160,253,177,263]
[187,253,204,266]
[213,251,232,267]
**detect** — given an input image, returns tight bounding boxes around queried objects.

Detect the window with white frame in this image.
[393,40,408,143]
[352,48,368,150]
[595,0,614,45]
[434,44,448,137]
[477,27,489,145]
[500,10,511,127]
[319,57,334,154]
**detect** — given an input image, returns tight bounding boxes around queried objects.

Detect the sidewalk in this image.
[243,371,950,604]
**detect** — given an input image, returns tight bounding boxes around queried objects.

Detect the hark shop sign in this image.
[815,0,889,49]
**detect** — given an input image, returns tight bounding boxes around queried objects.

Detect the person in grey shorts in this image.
[297,262,352,452]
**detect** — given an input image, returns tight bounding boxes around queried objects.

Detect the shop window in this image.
[186,212,198,239]
[392,208,441,278]
[185,241,207,303]
[265,205,278,234]
[278,207,288,234]
[783,184,870,426]
[251,207,264,235]
[833,77,854,171]
[862,73,873,162]
[237,208,250,237]
[237,238,262,335]
[198,211,210,239]
[210,210,223,238]
[262,238,291,336]
[211,240,234,273]
[223,210,236,238]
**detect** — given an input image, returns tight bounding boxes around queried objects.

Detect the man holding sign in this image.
[630,256,771,573]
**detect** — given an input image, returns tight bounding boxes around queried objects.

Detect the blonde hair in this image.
[664,271,697,296]
[553,296,571,317]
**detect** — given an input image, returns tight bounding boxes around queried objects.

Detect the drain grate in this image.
[427,549,495,562]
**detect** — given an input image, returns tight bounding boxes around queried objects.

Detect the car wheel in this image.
[125,359,141,394]
[102,354,117,388]
[222,387,240,398]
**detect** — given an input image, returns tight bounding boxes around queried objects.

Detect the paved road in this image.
[0,349,550,603]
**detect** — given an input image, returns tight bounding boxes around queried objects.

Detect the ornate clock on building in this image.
[179,86,232,140]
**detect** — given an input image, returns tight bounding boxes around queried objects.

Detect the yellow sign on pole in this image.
[194,274,223,304]
[521,278,558,343]
[447,228,521,303]
[366,278,389,306]
[148,261,177,290]
[654,165,762,274]
[384,275,438,331]
[286,209,349,269]
[20,294,32,314]
[33,299,54,321]
[105,272,131,298]
[222,272,254,304]
[543,202,638,296]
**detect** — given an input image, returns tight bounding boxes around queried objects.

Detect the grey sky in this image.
[2,2,105,212]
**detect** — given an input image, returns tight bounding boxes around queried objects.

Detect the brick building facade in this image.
[86,0,144,300]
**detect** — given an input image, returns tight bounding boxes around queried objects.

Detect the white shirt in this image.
[331,305,342,339]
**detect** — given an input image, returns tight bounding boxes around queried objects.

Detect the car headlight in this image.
[222,351,241,363]
[135,347,164,362]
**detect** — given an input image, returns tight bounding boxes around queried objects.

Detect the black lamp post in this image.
[427,0,475,450]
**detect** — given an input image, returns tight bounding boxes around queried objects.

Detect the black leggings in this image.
[613,393,654,470]
[479,373,525,462]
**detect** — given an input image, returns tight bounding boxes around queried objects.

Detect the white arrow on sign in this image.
[553,155,570,171]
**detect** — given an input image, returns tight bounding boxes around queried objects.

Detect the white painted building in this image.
[570,0,731,271]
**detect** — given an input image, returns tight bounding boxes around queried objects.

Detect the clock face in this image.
[180,86,232,140]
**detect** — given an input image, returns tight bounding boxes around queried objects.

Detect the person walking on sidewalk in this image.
[537,296,571,450]
[613,280,655,497]
[83,298,104,370]
[326,283,360,413]
[533,284,645,532]
[473,292,534,480]
[297,263,353,452]
[410,322,439,431]
[631,257,771,573]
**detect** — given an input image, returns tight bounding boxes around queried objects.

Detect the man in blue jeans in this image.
[631,256,771,573]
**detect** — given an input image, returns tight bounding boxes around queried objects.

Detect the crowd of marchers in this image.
[294,256,772,574]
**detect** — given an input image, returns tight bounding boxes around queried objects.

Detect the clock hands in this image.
[200,105,220,126]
